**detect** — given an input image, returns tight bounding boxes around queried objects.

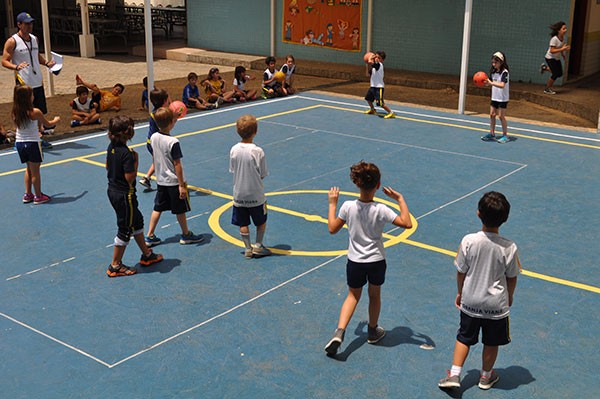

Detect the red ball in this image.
[473,71,488,87]
[169,100,187,119]
[363,51,375,63]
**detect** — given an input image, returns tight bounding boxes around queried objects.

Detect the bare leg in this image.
[146,210,161,237]
[498,108,508,136]
[133,232,152,256]
[176,212,189,235]
[482,345,499,371]
[337,287,363,330]
[452,340,471,367]
[112,245,126,266]
[27,162,42,196]
[367,284,381,328]
[490,106,497,135]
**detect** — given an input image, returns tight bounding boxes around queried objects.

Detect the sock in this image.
[255,229,265,246]
[481,369,492,378]
[241,233,251,249]
[450,365,462,377]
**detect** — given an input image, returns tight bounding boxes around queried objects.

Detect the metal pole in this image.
[366,0,373,52]
[40,0,54,96]
[144,0,154,114]
[458,0,473,115]
[270,0,275,56]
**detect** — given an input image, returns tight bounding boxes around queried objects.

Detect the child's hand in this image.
[382,186,403,202]
[328,186,340,204]
[179,183,187,199]
[51,116,61,124]
[455,293,462,309]
[485,78,492,86]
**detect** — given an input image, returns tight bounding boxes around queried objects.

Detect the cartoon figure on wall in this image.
[282,0,361,52]
[289,0,299,16]
[337,19,348,39]
[326,23,334,46]
[285,20,293,40]
[350,27,360,49]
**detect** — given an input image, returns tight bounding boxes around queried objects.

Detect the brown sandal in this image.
[106,262,137,278]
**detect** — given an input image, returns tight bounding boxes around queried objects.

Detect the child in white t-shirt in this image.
[324,161,412,356]
[229,114,271,258]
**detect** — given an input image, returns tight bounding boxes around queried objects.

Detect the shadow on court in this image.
[329,320,435,362]
[440,366,535,398]
[47,191,88,204]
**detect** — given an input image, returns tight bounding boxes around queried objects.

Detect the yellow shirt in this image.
[204,78,224,99]
[99,90,121,112]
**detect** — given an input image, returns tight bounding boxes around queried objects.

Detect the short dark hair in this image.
[108,115,135,144]
[265,56,276,65]
[150,88,169,109]
[350,161,380,190]
[187,72,198,81]
[142,76,148,88]
[114,83,125,93]
[236,114,257,139]
[76,85,89,96]
[376,51,386,61]
[478,191,510,228]
[154,107,175,131]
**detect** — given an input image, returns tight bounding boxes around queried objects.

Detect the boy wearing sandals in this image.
[106,115,163,277]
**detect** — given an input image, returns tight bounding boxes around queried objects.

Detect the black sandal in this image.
[106,262,137,278]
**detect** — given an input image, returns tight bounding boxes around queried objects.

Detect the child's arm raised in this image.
[382,186,412,229]
[327,186,345,234]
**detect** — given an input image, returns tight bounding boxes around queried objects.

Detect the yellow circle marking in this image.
[208,189,418,256]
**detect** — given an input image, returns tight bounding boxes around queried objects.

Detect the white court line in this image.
[0,311,112,367]
[6,257,76,281]
[296,95,600,142]
[160,211,210,229]
[109,254,343,368]
[0,96,296,158]
[1,253,344,368]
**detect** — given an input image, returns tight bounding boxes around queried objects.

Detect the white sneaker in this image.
[139,176,151,188]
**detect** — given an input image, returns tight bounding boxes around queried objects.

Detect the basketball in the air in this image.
[169,100,187,119]
[363,52,375,63]
[473,71,488,87]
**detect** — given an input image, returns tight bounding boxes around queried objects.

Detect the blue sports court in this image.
[0,92,598,398]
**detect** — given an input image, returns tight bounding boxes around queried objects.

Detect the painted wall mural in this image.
[282,0,362,52]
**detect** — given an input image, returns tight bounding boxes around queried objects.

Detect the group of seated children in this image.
[262,55,295,99]
[72,74,124,128]
[69,55,298,129]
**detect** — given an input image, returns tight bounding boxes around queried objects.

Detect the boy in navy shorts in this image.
[144,107,204,246]
[229,114,271,258]
[106,115,163,277]
[364,51,395,119]
[438,191,520,391]
[324,161,412,355]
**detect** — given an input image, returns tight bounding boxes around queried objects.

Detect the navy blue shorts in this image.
[457,311,511,346]
[231,203,267,227]
[346,258,387,288]
[153,184,191,215]
[490,100,508,109]
[365,87,385,106]
[16,141,43,163]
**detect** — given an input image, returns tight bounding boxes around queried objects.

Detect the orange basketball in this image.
[169,100,187,119]
[363,52,375,63]
[473,71,488,87]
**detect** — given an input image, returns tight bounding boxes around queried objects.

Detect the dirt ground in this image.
[0,68,597,148]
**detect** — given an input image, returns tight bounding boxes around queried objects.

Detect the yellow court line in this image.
[4,104,599,294]
[320,104,600,150]
[402,239,600,294]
